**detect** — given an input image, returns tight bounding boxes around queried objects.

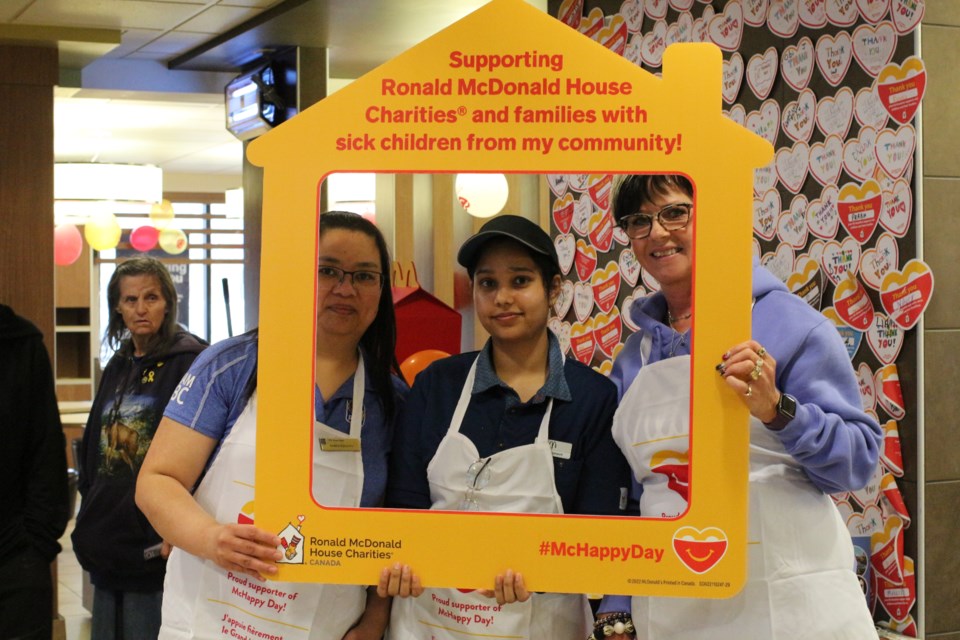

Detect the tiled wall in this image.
[918,9,960,639]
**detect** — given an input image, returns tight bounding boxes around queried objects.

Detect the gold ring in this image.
[750,366,762,381]
[756,358,764,368]
[745,384,752,397]
[757,347,766,358]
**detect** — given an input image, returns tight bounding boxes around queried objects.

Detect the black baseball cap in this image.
[457,214,559,276]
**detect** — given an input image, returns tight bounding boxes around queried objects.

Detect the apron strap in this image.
[347,351,365,439]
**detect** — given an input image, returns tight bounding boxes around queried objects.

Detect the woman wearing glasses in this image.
[136,212,406,640]
[383,215,630,640]
[594,175,880,639]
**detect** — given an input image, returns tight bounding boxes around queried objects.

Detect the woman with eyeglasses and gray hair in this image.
[381,214,630,640]
[136,212,407,639]
[594,175,881,640]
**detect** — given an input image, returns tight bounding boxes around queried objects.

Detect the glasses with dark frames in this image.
[317,265,384,291]
[617,203,693,239]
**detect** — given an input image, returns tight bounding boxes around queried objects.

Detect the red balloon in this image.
[54,224,83,266]
[400,349,449,383]
[130,225,159,252]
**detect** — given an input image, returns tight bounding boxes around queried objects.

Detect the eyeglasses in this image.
[317,265,384,291]
[617,203,693,239]
[460,458,492,511]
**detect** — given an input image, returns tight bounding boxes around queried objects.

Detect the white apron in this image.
[612,341,876,639]
[388,357,591,640]
[160,359,368,640]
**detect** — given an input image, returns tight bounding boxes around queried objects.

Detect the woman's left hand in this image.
[717,340,779,423]
[478,569,530,605]
[377,563,423,598]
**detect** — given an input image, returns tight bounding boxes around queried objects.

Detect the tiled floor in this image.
[57,518,91,640]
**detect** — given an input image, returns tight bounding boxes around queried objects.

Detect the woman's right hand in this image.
[377,563,423,598]
[202,523,282,579]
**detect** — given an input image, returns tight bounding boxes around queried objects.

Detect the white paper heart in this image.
[746,99,780,146]
[807,185,840,239]
[855,361,878,414]
[692,4,715,43]
[752,237,762,261]
[879,178,912,237]
[573,281,594,323]
[665,11,695,45]
[554,279,574,318]
[816,31,853,86]
[620,287,648,331]
[776,141,811,194]
[859,231,899,291]
[547,174,569,198]
[867,312,904,364]
[891,0,924,34]
[725,104,747,126]
[820,236,861,285]
[807,238,826,264]
[768,0,800,37]
[799,0,827,27]
[781,87,817,143]
[746,46,778,100]
[742,0,768,26]
[624,33,643,66]
[854,83,890,130]
[843,126,879,181]
[707,0,744,51]
[722,52,744,104]
[809,134,844,186]
[827,0,859,26]
[852,22,897,77]
[568,174,590,192]
[640,20,668,68]
[753,189,781,241]
[875,124,916,179]
[619,247,642,286]
[555,233,576,275]
[620,0,645,33]
[572,194,593,236]
[754,162,777,195]
[856,0,890,23]
[781,36,815,91]
[668,0,695,10]
[640,268,661,292]
[645,0,669,19]
[548,317,572,355]
[761,243,795,283]
[816,86,854,138]
[778,194,809,248]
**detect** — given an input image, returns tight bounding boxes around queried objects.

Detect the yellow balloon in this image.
[150,199,175,229]
[83,211,122,251]
[159,227,188,255]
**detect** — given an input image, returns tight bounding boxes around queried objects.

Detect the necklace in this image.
[667,310,692,326]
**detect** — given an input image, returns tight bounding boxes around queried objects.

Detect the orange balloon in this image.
[400,349,449,383]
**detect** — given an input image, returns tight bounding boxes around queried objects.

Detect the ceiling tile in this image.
[175,5,261,33]
[16,0,208,31]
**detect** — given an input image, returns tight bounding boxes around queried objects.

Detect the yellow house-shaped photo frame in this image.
[247,0,772,597]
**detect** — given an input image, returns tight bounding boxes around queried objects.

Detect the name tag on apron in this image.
[549,439,572,459]
[319,437,361,452]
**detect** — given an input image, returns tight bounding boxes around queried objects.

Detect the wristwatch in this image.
[765,392,797,431]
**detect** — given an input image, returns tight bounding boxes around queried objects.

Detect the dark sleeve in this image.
[24,336,70,559]
[77,357,116,496]
[385,370,434,509]
[571,375,630,516]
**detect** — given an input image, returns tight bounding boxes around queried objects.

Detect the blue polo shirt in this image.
[387,335,629,515]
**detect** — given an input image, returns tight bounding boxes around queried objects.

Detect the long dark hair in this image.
[105,256,179,357]
[612,174,694,222]
[319,211,401,419]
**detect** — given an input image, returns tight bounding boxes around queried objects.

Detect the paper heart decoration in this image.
[847,503,884,537]
[879,473,911,528]
[874,363,906,420]
[827,0,859,26]
[880,259,934,330]
[816,86,854,138]
[578,6,605,38]
[547,174,569,199]
[620,288,647,331]
[568,174,590,192]
[781,88,816,143]
[641,267,661,292]
[707,0,743,51]
[809,135,844,186]
[820,236,861,285]
[665,11,695,46]
[838,179,882,244]
[745,99,780,146]
[572,194,593,236]
[859,231,899,291]
[573,281,594,322]
[620,0,644,33]
[882,616,917,637]
[879,179,911,237]
[725,104,746,126]
[587,174,613,212]
[746,47,778,100]
[761,243,795,283]
[554,233,576,276]
[786,255,823,309]
[591,261,622,314]
[880,419,904,476]
[597,14,629,54]
[857,0,890,23]
[815,31,853,87]
[640,20,668,67]
[554,279,574,319]
[870,514,905,586]
[691,7,712,43]
[775,141,810,194]
[742,0,768,26]
[875,125,916,179]
[667,0,694,9]
[822,306,864,359]
[781,36,815,91]
[753,189,780,241]
[834,496,853,522]
[876,554,915,622]
[557,0,584,29]
[833,275,875,330]
[778,194,809,248]
[842,127,879,181]
[644,0,669,19]
[754,162,777,195]
[569,318,596,365]
[588,211,616,253]
[799,0,827,27]
[594,308,624,357]
[891,0,924,34]
[852,460,881,506]
[552,193,575,234]
[722,52,744,104]
[548,317,572,355]
[752,237,762,261]
[767,0,800,37]
[672,526,728,574]
[619,247,642,286]
[574,239,598,282]
[854,84,889,130]
[876,56,926,125]
[592,359,614,376]
[808,234,829,264]
[852,22,897,77]
[612,225,630,247]
[624,34,643,66]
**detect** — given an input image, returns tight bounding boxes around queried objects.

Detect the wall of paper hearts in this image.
[546,0,929,634]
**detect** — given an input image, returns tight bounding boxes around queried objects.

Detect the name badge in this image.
[548,439,572,460]
[319,438,361,452]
